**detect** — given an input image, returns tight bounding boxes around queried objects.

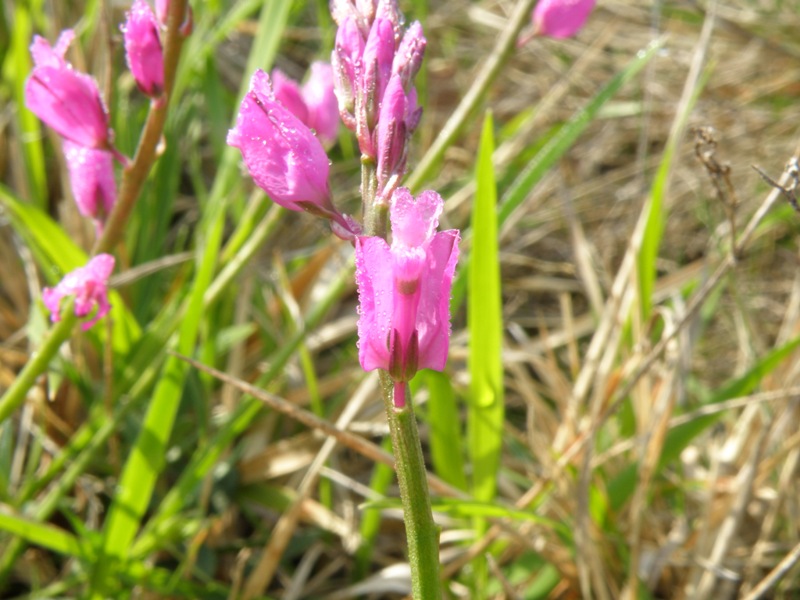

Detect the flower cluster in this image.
[227,0,459,394]
[330,0,425,202]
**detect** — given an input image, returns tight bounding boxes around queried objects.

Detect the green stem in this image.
[0,305,77,423]
[380,373,442,599]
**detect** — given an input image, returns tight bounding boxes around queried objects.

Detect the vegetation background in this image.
[2,0,800,598]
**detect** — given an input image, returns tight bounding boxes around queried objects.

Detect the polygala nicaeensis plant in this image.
[227,0,455,596]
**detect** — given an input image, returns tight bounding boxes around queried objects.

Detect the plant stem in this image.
[380,373,442,600]
[0,305,77,423]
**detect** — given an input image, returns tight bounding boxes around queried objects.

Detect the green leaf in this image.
[0,509,91,559]
[467,112,504,506]
[422,371,468,491]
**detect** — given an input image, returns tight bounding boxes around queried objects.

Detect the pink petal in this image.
[355,236,394,372]
[25,31,110,148]
[416,230,459,370]
[390,187,441,249]
[42,254,115,330]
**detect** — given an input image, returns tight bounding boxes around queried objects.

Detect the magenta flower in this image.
[532,0,595,39]
[24,30,111,149]
[303,63,340,146]
[122,0,165,97]
[226,68,362,236]
[355,188,459,385]
[63,141,117,233]
[42,254,115,331]
[272,63,339,147]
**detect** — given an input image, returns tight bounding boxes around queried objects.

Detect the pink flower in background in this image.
[63,142,117,233]
[228,70,344,217]
[25,30,111,149]
[355,188,459,386]
[303,63,339,146]
[532,0,596,39]
[155,0,169,24]
[43,254,115,330]
[273,63,340,147]
[122,0,165,97]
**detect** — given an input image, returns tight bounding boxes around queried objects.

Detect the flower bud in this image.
[43,254,116,330]
[122,0,165,97]
[376,73,408,197]
[63,142,117,234]
[332,17,364,128]
[25,30,111,149]
[361,17,396,129]
[392,21,425,90]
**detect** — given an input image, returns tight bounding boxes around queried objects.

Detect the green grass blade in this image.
[422,370,467,491]
[0,510,90,559]
[3,5,46,206]
[467,112,504,505]
[450,41,663,311]
[637,63,710,319]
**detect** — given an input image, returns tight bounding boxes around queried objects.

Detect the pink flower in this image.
[42,254,115,330]
[24,30,111,149]
[355,188,459,382]
[532,0,595,39]
[228,70,346,220]
[63,142,117,233]
[303,63,339,146]
[122,0,165,97]
[272,63,339,146]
